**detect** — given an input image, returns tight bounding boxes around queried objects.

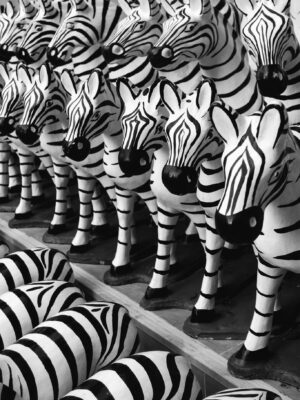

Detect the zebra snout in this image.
[0,44,14,62]
[16,47,35,65]
[15,125,40,145]
[162,165,198,196]
[0,117,15,136]
[149,46,174,69]
[102,44,125,63]
[63,138,91,162]
[215,206,264,244]
[118,149,150,176]
[257,64,288,98]
[47,47,66,67]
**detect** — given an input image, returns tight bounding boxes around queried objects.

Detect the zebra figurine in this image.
[0,280,85,350]
[0,301,139,400]
[61,351,202,400]
[0,247,74,295]
[235,0,300,125]
[204,388,281,400]
[210,99,300,377]
[148,0,263,115]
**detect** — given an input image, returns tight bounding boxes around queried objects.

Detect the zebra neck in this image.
[158,61,202,94]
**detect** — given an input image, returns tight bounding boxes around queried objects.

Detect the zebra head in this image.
[103,0,166,64]
[212,101,293,244]
[16,63,67,145]
[149,0,218,68]
[16,0,69,67]
[0,63,30,137]
[0,0,38,62]
[0,2,17,41]
[48,0,124,68]
[160,79,221,196]
[236,0,294,98]
[117,77,165,176]
[61,69,121,162]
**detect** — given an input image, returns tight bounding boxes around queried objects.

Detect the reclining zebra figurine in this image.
[210,99,300,378]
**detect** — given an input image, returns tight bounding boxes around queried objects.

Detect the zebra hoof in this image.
[14,211,33,220]
[110,263,131,276]
[91,223,111,238]
[228,345,271,379]
[9,184,21,194]
[47,224,67,235]
[31,194,45,204]
[221,244,251,260]
[69,243,91,254]
[144,286,169,300]
[0,196,9,204]
[190,307,215,323]
[182,233,198,244]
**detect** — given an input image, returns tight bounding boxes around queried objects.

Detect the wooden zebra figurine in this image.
[0,0,38,63]
[0,63,55,219]
[0,301,139,400]
[204,388,281,400]
[61,351,202,400]
[148,0,263,115]
[210,99,300,377]
[235,0,300,125]
[0,247,74,295]
[0,280,85,350]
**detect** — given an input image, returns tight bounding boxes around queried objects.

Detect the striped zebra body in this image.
[18,64,112,249]
[211,100,300,365]
[0,247,74,295]
[0,301,139,400]
[149,0,263,115]
[0,63,55,217]
[236,0,300,125]
[0,0,38,64]
[204,388,281,400]
[0,280,85,350]
[62,351,202,400]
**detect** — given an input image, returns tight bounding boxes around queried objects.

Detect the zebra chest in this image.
[40,132,65,159]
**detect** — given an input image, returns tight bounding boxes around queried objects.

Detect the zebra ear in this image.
[160,80,181,115]
[210,102,242,144]
[86,70,102,99]
[233,0,255,16]
[39,63,52,89]
[61,69,78,97]
[116,78,137,108]
[190,0,211,15]
[16,64,33,88]
[0,63,10,84]
[139,0,159,18]
[6,1,15,18]
[256,103,287,147]
[195,79,216,117]
[118,0,137,15]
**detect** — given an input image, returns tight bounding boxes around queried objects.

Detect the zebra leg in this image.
[14,152,35,217]
[144,204,180,299]
[8,150,21,192]
[36,151,55,182]
[191,213,224,322]
[31,166,44,199]
[0,142,11,201]
[70,171,96,252]
[47,158,72,234]
[91,182,110,235]
[136,188,158,225]
[111,186,135,272]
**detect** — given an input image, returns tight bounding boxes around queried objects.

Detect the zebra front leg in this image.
[229,257,285,373]
[91,182,110,236]
[15,152,36,218]
[8,150,20,193]
[144,204,180,299]
[31,166,44,200]
[0,142,11,202]
[47,158,72,235]
[36,151,55,182]
[191,213,224,322]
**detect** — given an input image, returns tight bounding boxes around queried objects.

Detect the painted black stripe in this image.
[8,255,32,284]
[74,379,114,399]
[0,299,23,347]
[0,262,14,291]
[182,369,195,400]
[165,354,180,400]
[275,220,300,233]
[275,250,300,260]
[13,289,39,328]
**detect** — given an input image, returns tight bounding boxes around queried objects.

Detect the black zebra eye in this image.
[135,22,146,32]
[185,22,196,32]
[269,168,282,184]
[46,100,53,107]
[36,25,43,32]
[92,111,101,120]
[17,23,24,29]
[66,22,74,30]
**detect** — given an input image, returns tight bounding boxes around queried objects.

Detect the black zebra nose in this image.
[0,44,14,62]
[16,48,34,65]
[15,125,40,145]
[215,206,264,244]
[118,149,150,176]
[257,64,288,98]
[0,117,15,136]
[47,47,66,67]
[162,165,198,195]
[102,44,124,63]
[63,138,90,162]
[149,46,174,69]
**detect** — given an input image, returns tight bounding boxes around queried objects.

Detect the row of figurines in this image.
[0,0,299,380]
[0,248,280,400]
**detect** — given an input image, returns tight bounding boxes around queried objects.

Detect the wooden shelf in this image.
[0,213,298,400]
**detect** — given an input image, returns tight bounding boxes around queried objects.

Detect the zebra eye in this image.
[66,22,74,30]
[207,128,214,139]
[36,25,43,32]
[135,22,146,32]
[46,100,53,107]
[185,22,196,32]
[92,111,101,120]
[17,23,24,29]
[269,169,282,184]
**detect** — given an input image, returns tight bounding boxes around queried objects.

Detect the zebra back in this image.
[62,351,202,400]
[0,280,85,350]
[203,388,281,400]
[0,301,139,400]
[0,247,74,296]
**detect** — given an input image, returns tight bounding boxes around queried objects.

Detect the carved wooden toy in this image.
[0,247,74,295]
[0,280,85,350]
[61,351,202,400]
[148,0,263,115]
[0,63,55,220]
[0,301,139,400]
[210,100,300,378]
[203,388,281,400]
[235,0,300,124]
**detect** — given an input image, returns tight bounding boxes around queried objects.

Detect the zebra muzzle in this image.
[0,44,14,63]
[47,47,68,67]
[162,165,198,195]
[0,117,15,136]
[15,125,40,145]
[149,46,174,69]
[256,64,288,98]
[118,149,150,176]
[16,48,35,65]
[62,138,91,162]
[215,206,264,244]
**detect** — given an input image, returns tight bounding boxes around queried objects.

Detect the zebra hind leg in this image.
[0,142,11,202]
